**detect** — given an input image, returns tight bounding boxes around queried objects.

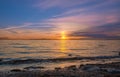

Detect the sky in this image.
[0,0,120,39]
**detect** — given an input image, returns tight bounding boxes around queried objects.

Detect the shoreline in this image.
[0,55,120,65]
[0,62,120,77]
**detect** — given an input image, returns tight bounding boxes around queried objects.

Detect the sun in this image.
[62,36,66,39]
[61,31,67,40]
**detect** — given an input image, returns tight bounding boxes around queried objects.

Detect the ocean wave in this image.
[0,55,120,65]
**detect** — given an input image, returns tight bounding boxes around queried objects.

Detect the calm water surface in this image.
[0,40,120,70]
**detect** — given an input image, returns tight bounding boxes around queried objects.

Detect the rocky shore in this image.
[0,62,120,77]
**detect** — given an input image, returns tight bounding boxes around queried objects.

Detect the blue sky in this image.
[0,0,120,39]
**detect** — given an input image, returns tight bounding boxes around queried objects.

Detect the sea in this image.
[0,40,120,71]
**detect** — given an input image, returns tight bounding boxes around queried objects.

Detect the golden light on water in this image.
[60,39,67,52]
[60,31,67,52]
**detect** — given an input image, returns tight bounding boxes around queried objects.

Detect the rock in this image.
[55,67,61,71]
[99,68,108,72]
[68,54,72,56]
[106,68,120,74]
[66,65,77,71]
[104,74,120,77]
[10,69,22,72]
[80,65,100,71]
[0,58,3,62]
[118,52,120,56]
[24,66,45,70]
[79,64,84,69]
[99,44,105,47]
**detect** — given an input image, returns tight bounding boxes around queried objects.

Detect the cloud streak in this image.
[35,0,94,9]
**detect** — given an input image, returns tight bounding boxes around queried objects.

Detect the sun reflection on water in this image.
[60,39,67,52]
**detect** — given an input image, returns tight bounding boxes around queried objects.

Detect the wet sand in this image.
[0,62,120,77]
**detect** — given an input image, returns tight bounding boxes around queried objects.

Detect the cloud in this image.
[0,22,58,37]
[38,0,120,32]
[89,22,120,36]
[35,0,94,9]
[43,10,119,32]
[70,22,120,39]
[34,0,120,12]
[3,23,32,30]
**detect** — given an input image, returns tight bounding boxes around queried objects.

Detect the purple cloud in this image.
[34,0,99,9]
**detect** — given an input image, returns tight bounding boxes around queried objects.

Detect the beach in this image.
[0,62,120,77]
